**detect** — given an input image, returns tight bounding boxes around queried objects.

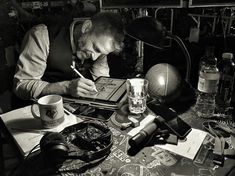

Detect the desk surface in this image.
[1,102,235,176]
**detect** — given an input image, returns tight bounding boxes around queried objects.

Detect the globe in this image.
[145,63,182,104]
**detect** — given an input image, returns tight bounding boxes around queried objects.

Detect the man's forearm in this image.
[40,80,71,97]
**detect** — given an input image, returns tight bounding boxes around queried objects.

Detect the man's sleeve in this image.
[13,24,50,100]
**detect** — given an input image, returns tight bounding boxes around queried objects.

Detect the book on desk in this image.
[0,106,82,158]
[63,77,127,110]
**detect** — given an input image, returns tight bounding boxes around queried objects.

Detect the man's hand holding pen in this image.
[69,77,97,97]
[69,65,98,97]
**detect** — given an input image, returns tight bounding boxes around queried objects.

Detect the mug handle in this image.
[31,103,40,119]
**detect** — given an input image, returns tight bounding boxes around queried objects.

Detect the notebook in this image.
[63,77,127,110]
[0,106,82,157]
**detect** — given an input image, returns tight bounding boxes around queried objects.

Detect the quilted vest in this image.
[42,22,93,82]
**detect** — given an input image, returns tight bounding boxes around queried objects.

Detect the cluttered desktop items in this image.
[147,102,192,140]
[127,101,192,155]
[2,74,235,176]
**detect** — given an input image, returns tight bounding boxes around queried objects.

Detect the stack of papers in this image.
[0,106,82,157]
[156,128,207,160]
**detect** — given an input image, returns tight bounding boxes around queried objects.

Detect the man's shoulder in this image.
[26,24,49,39]
[31,24,48,32]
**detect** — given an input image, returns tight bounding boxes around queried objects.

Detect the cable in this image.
[168,34,192,83]
[220,8,228,51]
[8,144,40,176]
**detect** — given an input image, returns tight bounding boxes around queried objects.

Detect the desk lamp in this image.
[125,16,193,105]
[125,16,192,83]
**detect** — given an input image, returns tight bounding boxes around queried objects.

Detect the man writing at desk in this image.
[13,12,124,103]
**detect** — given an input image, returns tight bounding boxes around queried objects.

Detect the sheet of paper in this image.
[156,128,207,160]
[0,106,82,157]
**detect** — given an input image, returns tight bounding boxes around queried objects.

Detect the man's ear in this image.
[81,20,92,33]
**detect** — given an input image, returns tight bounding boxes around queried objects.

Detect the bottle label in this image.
[198,77,219,93]
[199,71,220,80]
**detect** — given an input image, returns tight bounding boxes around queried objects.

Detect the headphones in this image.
[40,120,113,165]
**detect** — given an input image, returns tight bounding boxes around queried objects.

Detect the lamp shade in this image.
[126,16,192,82]
[125,16,167,49]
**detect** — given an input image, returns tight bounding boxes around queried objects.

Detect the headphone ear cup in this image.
[40,132,69,165]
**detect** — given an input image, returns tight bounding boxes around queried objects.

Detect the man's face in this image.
[76,33,117,61]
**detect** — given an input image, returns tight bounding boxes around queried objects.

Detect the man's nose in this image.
[91,52,101,61]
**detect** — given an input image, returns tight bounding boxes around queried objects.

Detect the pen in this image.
[70,65,84,78]
[70,65,98,92]
[64,108,70,115]
[11,127,48,134]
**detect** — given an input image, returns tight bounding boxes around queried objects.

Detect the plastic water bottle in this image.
[216,52,235,115]
[195,47,220,118]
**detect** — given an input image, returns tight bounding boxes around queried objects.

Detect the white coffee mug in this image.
[31,95,65,128]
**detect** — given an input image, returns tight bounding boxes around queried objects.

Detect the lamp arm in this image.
[167,34,192,83]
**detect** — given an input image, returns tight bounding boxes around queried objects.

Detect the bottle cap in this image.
[222,53,233,60]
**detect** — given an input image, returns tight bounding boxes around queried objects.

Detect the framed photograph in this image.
[100,0,185,9]
[189,0,235,7]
